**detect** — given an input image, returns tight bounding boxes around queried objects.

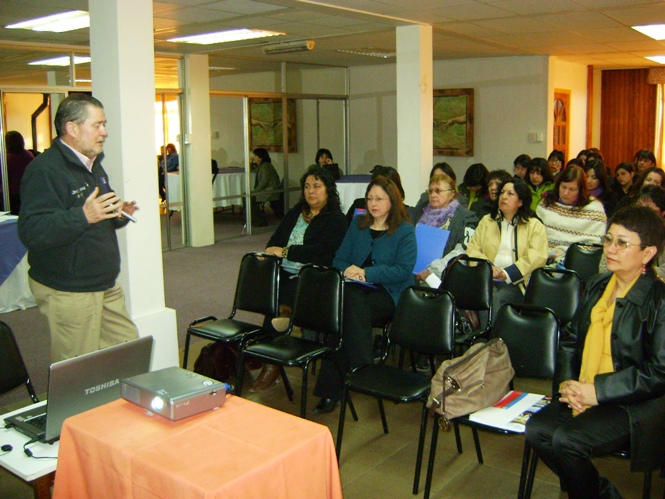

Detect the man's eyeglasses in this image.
[602,234,645,251]
[428,188,453,195]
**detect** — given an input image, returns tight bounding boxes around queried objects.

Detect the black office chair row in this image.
[184,253,358,420]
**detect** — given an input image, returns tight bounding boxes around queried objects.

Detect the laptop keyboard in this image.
[26,414,47,431]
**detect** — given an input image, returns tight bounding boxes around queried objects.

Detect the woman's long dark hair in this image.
[628,166,665,198]
[252,147,271,164]
[299,166,340,212]
[358,175,409,235]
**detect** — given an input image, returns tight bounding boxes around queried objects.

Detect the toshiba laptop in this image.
[4,336,153,443]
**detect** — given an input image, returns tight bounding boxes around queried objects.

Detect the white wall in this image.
[348,56,552,197]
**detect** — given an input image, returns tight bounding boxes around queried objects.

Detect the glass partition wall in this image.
[209,93,348,242]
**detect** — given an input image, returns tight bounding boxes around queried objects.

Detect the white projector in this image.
[121,367,226,421]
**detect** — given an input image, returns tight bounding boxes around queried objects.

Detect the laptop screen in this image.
[6,336,153,442]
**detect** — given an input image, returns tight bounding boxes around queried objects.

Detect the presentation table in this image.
[53,395,343,498]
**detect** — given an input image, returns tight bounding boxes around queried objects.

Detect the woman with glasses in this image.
[414,173,478,284]
[547,149,565,176]
[536,166,607,267]
[311,175,416,414]
[525,205,665,498]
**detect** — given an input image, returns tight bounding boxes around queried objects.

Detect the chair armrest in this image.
[188,315,218,328]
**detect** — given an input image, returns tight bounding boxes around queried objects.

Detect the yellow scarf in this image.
[576,273,639,414]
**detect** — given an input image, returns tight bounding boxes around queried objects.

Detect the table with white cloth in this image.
[0,401,59,499]
[0,216,36,313]
[167,168,255,210]
[336,174,371,213]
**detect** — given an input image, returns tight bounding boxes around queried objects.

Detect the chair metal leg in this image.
[643,468,652,499]
[347,394,358,422]
[336,387,349,460]
[524,446,539,498]
[378,398,389,433]
[518,440,534,499]
[471,427,483,464]
[280,366,294,402]
[424,414,442,499]
[453,421,463,454]
[299,365,309,418]
[413,401,429,495]
[235,351,246,397]
[183,333,192,369]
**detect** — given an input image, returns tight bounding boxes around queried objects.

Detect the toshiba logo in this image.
[84,379,119,395]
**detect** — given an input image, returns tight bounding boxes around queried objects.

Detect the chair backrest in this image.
[0,321,39,403]
[489,303,559,380]
[389,286,456,357]
[291,264,344,338]
[523,267,581,326]
[563,242,604,284]
[439,255,493,326]
[233,252,280,317]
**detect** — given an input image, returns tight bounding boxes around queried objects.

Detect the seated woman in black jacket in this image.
[249,166,348,392]
[525,205,665,498]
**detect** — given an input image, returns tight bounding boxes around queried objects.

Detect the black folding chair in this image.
[183,252,280,390]
[523,267,581,328]
[439,255,493,349]
[336,286,456,495]
[423,303,559,499]
[563,242,604,285]
[0,321,39,403]
[237,264,356,419]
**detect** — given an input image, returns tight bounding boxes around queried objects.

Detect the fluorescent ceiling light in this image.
[6,10,89,33]
[633,24,665,40]
[29,56,91,67]
[336,48,395,59]
[646,56,665,64]
[209,66,237,71]
[168,29,283,45]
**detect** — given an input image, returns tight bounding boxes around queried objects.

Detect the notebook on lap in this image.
[4,336,153,443]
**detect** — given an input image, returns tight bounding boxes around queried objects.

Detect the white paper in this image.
[425,273,442,289]
[468,391,548,433]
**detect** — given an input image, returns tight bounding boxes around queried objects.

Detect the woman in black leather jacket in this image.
[525,205,665,498]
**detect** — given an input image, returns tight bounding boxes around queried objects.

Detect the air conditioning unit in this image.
[263,40,315,55]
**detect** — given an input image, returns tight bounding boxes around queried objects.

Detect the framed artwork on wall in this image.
[433,88,474,156]
[248,98,297,152]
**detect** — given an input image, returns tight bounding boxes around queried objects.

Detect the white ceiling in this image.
[2,0,665,83]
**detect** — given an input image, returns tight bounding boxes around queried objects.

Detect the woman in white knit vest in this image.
[536,166,607,267]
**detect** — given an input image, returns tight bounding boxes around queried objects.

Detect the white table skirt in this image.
[167,171,255,210]
[0,254,36,313]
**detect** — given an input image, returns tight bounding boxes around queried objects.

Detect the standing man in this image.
[18,94,139,362]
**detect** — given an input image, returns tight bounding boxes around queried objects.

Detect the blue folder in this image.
[413,223,450,274]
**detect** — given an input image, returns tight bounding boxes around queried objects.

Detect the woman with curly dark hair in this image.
[250,166,348,392]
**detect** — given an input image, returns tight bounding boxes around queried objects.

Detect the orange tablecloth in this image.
[53,396,343,498]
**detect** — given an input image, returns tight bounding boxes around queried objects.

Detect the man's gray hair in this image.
[54,94,104,138]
